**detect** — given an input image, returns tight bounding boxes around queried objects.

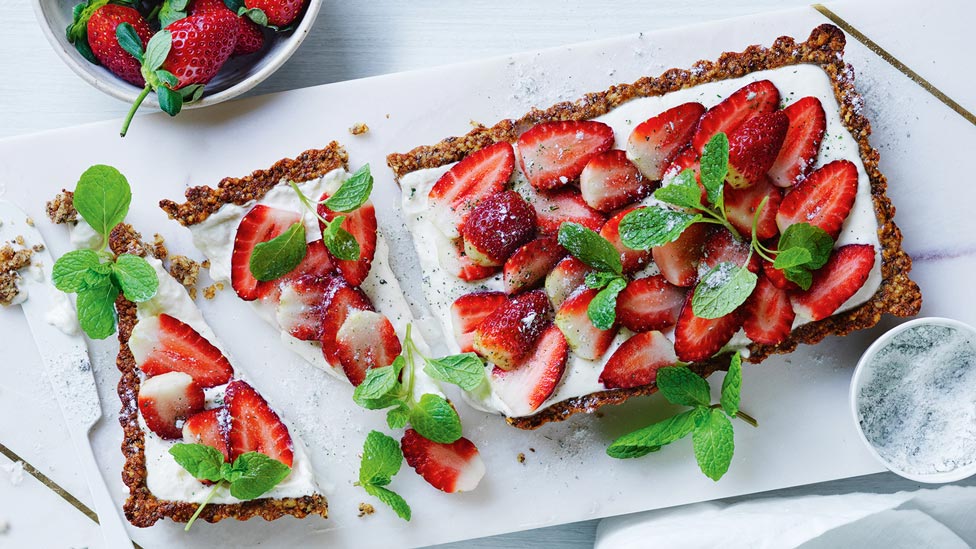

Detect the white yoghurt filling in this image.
[401,65,883,418]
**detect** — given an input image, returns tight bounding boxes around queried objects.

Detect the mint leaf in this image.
[112,254,158,302]
[693,408,735,481]
[227,452,291,500]
[53,249,101,292]
[619,206,701,251]
[168,443,225,482]
[359,430,403,486]
[143,30,172,72]
[76,281,119,339]
[607,408,705,459]
[656,366,711,407]
[557,222,622,275]
[587,277,626,330]
[386,404,409,430]
[424,353,485,391]
[691,262,757,320]
[408,394,462,444]
[654,169,704,210]
[353,392,402,411]
[699,132,729,206]
[353,361,401,402]
[73,165,131,238]
[585,270,619,290]
[249,222,307,282]
[324,165,373,213]
[115,23,144,63]
[364,484,411,521]
[779,223,833,270]
[323,216,360,261]
[721,353,742,418]
[772,247,812,270]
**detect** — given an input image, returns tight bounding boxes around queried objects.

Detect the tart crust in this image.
[110,225,329,527]
[384,24,922,430]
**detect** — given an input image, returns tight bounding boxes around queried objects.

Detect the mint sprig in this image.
[557,222,628,330]
[323,164,373,213]
[249,222,307,282]
[357,431,411,521]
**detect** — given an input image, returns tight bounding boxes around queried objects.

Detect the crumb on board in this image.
[32,243,45,252]
[357,503,375,518]
[25,217,34,227]
[385,114,390,119]
[216,282,225,291]
[0,243,33,306]
[14,236,24,247]
[168,255,200,288]
[201,259,211,269]
[202,284,220,300]
[517,452,526,464]
[151,234,168,260]
[349,122,370,136]
[46,190,77,224]
[529,447,536,453]
[188,287,198,300]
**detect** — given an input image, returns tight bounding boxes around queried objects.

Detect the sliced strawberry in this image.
[701,228,760,274]
[769,96,827,187]
[651,223,710,287]
[503,237,565,294]
[460,190,537,267]
[318,275,375,366]
[225,380,294,467]
[265,239,335,302]
[317,197,377,287]
[726,111,789,188]
[401,429,485,493]
[776,160,858,240]
[615,275,686,332]
[791,244,875,321]
[627,102,706,180]
[555,289,618,361]
[580,149,652,212]
[138,372,205,440]
[451,291,508,352]
[761,244,800,291]
[661,146,701,186]
[743,274,795,345]
[517,120,615,190]
[445,238,500,282]
[335,310,402,386]
[182,408,232,462]
[723,176,782,240]
[673,291,743,363]
[472,290,553,370]
[599,331,677,389]
[691,79,781,153]
[599,206,651,274]
[231,205,303,301]
[491,324,568,416]
[525,186,606,235]
[275,275,332,341]
[429,141,515,238]
[545,256,592,309]
[132,313,234,388]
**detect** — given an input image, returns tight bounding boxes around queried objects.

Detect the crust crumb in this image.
[201,259,211,269]
[517,452,526,464]
[202,284,219,300]
[14,236,24,247]
[46,190,77,224]
[357,503,375,517]
[188,287,198,300]
[151,234,168,260]
[110,224,147,257]
[349,123,369,136]
[25,217,34,227]
[0,243,33,306]
[168,255,200,288]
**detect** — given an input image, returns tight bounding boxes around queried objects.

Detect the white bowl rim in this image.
[850,316,976,484]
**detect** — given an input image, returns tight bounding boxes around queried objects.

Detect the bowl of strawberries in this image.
[33,0,321,135]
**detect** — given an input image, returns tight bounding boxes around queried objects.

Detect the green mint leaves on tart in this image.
[249,221,307,282]
[423,353,486,391]
[607,352,754,480]
[321,215,360,261]
[52,165,158,339]
[557,222,628,329]
[323,164,374,213]
[357,431,412,521]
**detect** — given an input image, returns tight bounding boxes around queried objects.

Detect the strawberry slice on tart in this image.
[317,196,377,287]
[451,291,509,352]
[726,111,789,189]
[580,149,652,212]
[545,256,592,310]
[335,310,403,386]
[317,274,375,367]
[490,324,568,416]
[791,244,876,321]
[460,190,537,267]
[743,274,795,345]
[138,371,206,440]
[428,141,515,239]
[401,429,485,494]
[528,187,607,235]
[600,331,677,389]
[473,290,553,370]
[275,274,334,342]
[226,380,295,467]
[691,79,781,153]
[768,96,827,188]
[231,205,303,301]
[776,159,858,240]
[183,408,232,462]
[503,237,566,295]
[130,313,234,388]
[601,207,652,274]
[555,289,618,361]
[673,291,743,363]
[517,120,615,191]
[652,222,710,287]
[626,102,706,181]
[701,228,760,274]
[723,176,783,241]
[615,275,686,332]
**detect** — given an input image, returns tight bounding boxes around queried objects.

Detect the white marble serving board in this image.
[1,3,974,548]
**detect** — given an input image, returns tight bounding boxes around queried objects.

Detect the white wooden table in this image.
[2,1,974,547]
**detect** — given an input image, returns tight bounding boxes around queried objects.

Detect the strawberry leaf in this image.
[115,22,145,63]
[156,86,184,117]
[144,30,172,72]
[155,69,179,88]
[178,84,205,102]
[158,0,188,28]
[223,0,245,11]
[239,6,269,26]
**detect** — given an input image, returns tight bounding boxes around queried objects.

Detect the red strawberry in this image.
[761,244,800,291]
[451,291,508,352]
[335,310,402,386]
[768,97,827,187]
[691,80,781,153]
[517,121,615,190]
[401,429,485,493]
[580,150,652,212]
[491,324,568,416]
[776,160,858,240]
[447,238,500,282]
[615,275,686,332]
[225,380,294,467]
[726,111,789,188]
[460,191,537,267]
[275,275,332,341]
[673,291,743,363]
[743,274,795,345]
[182,408,232,462]
[652,223,709,287]
[428,142,514,238]
[661,146,701,186]
[791,244,875,321]
[138,372,206,440]
[599,331,677,389]
[317,195,377,286]
[86,5,153,86]
[232,17,265,55]
[473,290,553,370]
[555,289,618,361]
[133,313,234,388]
[243,0,306,27]
[503,237,565,294]
[723,176,782,240]
[231,205,302,301]
[701,229,760,274]
[529,187,606,235]
[318,275,375,366]
[545,256,592,309]
[266,238,335,302]
[627,102,706,180]
[600,207,651,274]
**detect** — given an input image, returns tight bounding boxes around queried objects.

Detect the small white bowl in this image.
[850,317,976,483]
[31,0,322,109]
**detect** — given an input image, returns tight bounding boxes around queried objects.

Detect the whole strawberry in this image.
[66,2,152,86]
[241,0,306,28]
[189,0,266,55]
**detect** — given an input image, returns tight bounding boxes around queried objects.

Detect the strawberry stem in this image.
[120,84,152,137]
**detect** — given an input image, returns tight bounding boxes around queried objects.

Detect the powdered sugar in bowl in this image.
[851,317,976,483]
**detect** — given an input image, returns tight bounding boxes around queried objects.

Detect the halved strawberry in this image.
[264,239,336,302]
[555,289,618,361]
[701,229,760,274]
[673,291,743,363]
[743,274,795,345]
[726,111,789,188]
[769,96,827,188]
[182,408,231,462]
[691,79,781,153]
[473,290,553,370]
[491,324,568,416]
[503,237,565,294]
[580,149,652,212]
[335,310,402,386]
[275,275,332,341]
[791,244,875,321]
[776,160,858,240]
[600,207,651,274]
[138,372,205,440]
[517,120,615,190]
[401,429,485,494]
[131,313,234,388]
[627,102,706,180]
[652,222,710,287]
[428,141,515,238]
[231,205,303,301]
[545,256,592,309]
[615,275,686,332]
[317,196,377,287]
[460,190,537,267]
[599,331,677,389]
[442,238,500,282]
[527,187,606,235]
[661,146,701,186]
[723,176,782,240]
[318,275,375,366]
[451,291,508,352]
[225,380,294,467]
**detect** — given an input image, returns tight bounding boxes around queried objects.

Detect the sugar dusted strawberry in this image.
[517,120,615,190]
[769,97,827,187]
[473,290,553,370]
[226,380,294,467]
[138,372,206,440]
[243,0,306,27]
[627,102,706,180]
[692,80,781,153]
[401,429,485,493]
[743,274,795,345]
[529,188,606,235]
[317,195,377,286]
[503,237,565,294]
[491,324,568,416]
[335,310,402,386]
[661,146,701,186]
[601,207,651,274]
[131,314,234,388]
[266,239,335,302]
[615,275,686,332]
[726,111,789,189]
[555,289,618,361]
[318,274,375,366]
[600,331,677,389]
[673,291,743,363]
[428,141,514,238]
[451,291,508,352]
[791,244,875,321]
[580,150,651,212]
[182,408,232,462]
[86,5,153,86]
[776,160,858,240]
[231,205,303,301]
[545,256,592,309]
[701,229,760,274]
[723,176,782,240]
[445,238,500,282]
[652,223,709,287]
[275,275,332,341]
[460,191,537,267]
